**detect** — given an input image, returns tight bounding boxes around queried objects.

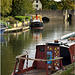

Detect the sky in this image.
[54,0,61,2]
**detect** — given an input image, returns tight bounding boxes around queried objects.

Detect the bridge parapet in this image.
[30,10,74,21]
[35,10,63,20]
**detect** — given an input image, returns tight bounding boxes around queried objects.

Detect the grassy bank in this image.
[52,63,75,75]
[0,20,12,29]
[14,16,31,22]
[1,16,31,29]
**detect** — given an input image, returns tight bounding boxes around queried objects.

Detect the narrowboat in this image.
[12,42,63,75]
[12,33,75,75]
[59,32,75,66]
[0,23,7,35]
[30,14,43,29]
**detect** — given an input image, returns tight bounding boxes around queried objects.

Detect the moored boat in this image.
[12,32,75,75]
[30,14,43,29]
[0,23,7,35]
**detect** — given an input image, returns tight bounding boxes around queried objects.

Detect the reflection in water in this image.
[1,21,75,75]
[31,29,43,41]
[0,35,7,47]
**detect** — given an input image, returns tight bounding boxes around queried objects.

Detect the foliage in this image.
[1,0,12,16]
[0,20,12,29]
[40,0,48,10]
[1,16,18,24]
[61,68,73,75]
[40,0,58,10]
[1,0,75,17]
[8,25,12,29]
[0,20,7,25]
[1,17,9,21]
[8,16,18,24]
[57,0,75,10]
[40,0,75,10]
[12,0,34,16]
[15,16,31,22]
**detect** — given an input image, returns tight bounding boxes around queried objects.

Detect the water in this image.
[1,21,75,75]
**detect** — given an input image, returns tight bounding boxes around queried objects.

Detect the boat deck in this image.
[22,69,52,75]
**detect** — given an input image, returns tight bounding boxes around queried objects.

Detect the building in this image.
[32,0,42,10]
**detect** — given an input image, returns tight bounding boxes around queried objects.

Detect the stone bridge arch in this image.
[30,10,75,21]
[35,10,64,21]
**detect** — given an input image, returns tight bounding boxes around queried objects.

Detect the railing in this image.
[12,53,63,75]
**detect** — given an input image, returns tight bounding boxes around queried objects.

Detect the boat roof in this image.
[60,32,75,40]
[32,15,42,17]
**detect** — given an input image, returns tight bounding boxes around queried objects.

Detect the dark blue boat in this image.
[30,14,43,29]
[0,23,7,35]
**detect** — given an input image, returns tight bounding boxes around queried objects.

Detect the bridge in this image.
[35,10,75,21]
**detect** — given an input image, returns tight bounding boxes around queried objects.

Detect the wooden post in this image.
[18,55,26,72]
[60,59,63,69]
[65,10,68,21]
[45,61,48,75]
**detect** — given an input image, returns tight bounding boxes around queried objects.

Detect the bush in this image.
[8,16,18,24]
[1,17,9,22]
[1,16,18,24]
[15,16,31,22]
[8,25,12,29]
[0,21,7,25]
[0,21,12,29]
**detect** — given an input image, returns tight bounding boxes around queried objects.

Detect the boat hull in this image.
[30,22,43,29]
[0,28,6,35]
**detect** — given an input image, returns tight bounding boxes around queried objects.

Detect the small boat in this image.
[12,32,75,75]
[30,14,43,29]
[0,23,7,35]
[12,43,63,75]
[60,32,75,40]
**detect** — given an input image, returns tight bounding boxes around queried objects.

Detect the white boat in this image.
[60,32,75,40]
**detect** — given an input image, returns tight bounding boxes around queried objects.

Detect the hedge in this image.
[15,16,31,22]
[0,21,12,29]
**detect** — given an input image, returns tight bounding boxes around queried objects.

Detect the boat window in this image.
[39,47,45,52]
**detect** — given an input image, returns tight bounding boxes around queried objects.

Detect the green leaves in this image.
[1,0,12,16]
[1,0,34,16]
[12,0,34,16]
[40,0,75,10]
[59,0,75,10]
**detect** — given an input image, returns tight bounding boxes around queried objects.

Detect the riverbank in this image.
[1,16,30,33]
[52,63,75,75]
[3,20,30,33]
[4,26,29,33]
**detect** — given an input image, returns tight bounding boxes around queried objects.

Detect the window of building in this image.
[36,0,38,3]
[36,5,38,7]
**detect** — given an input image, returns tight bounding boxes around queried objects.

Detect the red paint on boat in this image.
[69,44,75,63]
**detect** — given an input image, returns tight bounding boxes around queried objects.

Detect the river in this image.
[1,21,75,75]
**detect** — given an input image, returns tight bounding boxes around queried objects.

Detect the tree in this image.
[40,0,48,10]
[12,0,34,16]
[1,0,12,16]
[40,0,58,10]
[58,0,75,10]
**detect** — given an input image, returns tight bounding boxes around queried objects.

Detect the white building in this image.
[32,0,42,10]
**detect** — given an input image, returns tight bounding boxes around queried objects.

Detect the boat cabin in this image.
[12,43,63,75]
[32,15,42,21]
